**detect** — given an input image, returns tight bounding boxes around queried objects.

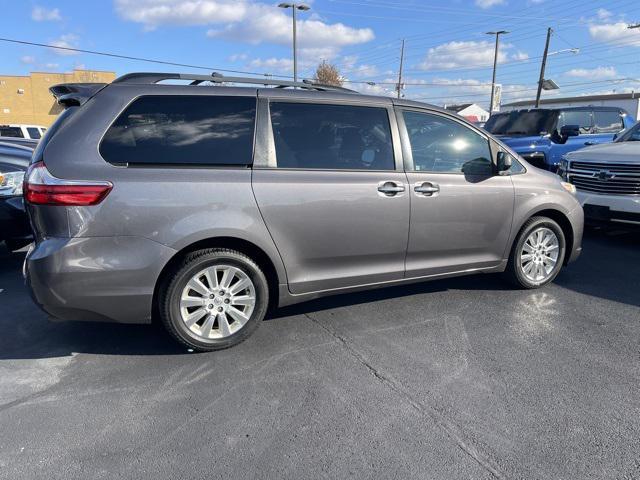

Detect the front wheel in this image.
[505,216,566,289]
[159,248,269,351]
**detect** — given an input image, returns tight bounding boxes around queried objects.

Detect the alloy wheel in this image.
[520,227,560,283]
[179,265,256,339]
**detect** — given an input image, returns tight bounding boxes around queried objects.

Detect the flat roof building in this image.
[0,69,116,127]
[502,92,640,119]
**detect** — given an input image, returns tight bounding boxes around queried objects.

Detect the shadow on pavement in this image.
[554,227,640,308]
[1,227,638,360]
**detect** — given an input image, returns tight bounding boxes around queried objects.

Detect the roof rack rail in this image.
[112,72,358,93]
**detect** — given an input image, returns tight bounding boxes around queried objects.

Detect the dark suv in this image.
[24,72,583,351]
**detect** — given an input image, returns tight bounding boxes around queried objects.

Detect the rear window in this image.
[0,126,24,138]
[593,110,623,133]
[100,95,256,166]
[484,110,557,136]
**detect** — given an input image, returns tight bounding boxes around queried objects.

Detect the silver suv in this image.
[24,72,584,351]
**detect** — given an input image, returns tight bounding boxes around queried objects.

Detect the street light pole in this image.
[396,39,405,99]
[486,30,509,113]
[535,27,553,108]
[278,3,310,83]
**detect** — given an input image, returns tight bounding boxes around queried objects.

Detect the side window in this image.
[0,126,24,138]
[593,110,623,133]
[27,127,41,139]
[100,95,256,166]
[558,110,592,134]
[402,111,493,175]
[269,102,395,170]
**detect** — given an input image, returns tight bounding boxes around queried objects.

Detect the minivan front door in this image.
[398,109,515,278]
[252,100,410,295]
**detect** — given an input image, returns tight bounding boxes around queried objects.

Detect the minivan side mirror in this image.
[497,151,512,173]
[560,124,580,137]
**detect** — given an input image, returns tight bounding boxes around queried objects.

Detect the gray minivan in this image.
[24,72,584,351]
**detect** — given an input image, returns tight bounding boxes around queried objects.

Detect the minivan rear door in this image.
[252,96,410,295]
[397,108,514,278]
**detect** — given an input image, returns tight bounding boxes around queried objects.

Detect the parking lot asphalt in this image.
[0,229,639,480]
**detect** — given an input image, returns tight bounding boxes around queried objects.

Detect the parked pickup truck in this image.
[485,107,635,171]
[559,121,640,227]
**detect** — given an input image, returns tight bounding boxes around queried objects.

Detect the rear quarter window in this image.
[26,127,41,139]
[593,110,623,133]
[99,95,256,167]
[0,126,24,138]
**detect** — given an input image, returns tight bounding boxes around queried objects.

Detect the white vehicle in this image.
[0,124,47,140]
[560,121,640,227]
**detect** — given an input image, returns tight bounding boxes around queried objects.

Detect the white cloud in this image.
[115,0,374,51]
[44,63,60,69]
[50,34,80,56]
[565,66,617,79]
[512,51,529,61]
[32,6,62,21]
[475,0,506,8]
[228,53,248,62]
[589,22,640,47]
[248,57,295,73]
[417,40,511,71]
[343,62,378,78]
[114,0,246,29]
[21,55,36,64]
[596,8,612,20]
[206,8,374,50]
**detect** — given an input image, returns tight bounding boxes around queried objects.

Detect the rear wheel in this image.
[505,216,566,288]
[160,248,268,351]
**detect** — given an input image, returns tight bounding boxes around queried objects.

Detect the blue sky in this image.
[3,0,640,108]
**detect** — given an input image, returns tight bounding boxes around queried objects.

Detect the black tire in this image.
[505,216,566,289]
[159,248,269,352]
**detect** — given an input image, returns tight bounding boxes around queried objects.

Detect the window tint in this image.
[26,127,41,139]
[593,110,623,133]
[269,102,394,170]
[618,123,640,142]
[100,95,256,166]
[403,111,493,175]
[558,110,592,134]
[0,127,24,138]
[484,110,556,136]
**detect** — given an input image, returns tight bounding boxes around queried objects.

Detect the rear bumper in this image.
[576,191,640,227]
[24,236,176,324]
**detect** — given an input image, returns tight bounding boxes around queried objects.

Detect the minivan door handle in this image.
[414,182,440,196]
[377,181,405,197]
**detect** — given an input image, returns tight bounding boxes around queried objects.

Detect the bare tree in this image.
[314,61,343,86]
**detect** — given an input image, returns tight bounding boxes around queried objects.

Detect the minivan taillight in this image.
[24,161,112,206]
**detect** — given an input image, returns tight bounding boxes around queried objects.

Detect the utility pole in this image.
[396,39,405,99]
[535,27,553,108]
[278,3,310,83]
[486,31,508,112]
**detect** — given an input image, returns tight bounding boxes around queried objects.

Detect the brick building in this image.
[0,69,116,127]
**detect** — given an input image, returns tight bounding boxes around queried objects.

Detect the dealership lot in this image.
[0,228,638,480]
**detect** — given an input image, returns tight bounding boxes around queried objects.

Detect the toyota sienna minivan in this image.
[24,72,584,351]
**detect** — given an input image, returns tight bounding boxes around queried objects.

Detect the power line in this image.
[0,37,292,79]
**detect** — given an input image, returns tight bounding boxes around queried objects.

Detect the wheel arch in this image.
[513,208,574,266]
[152,236,284,321]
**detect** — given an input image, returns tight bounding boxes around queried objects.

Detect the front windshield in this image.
[484,110,557,136]
[616,122,640,142]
